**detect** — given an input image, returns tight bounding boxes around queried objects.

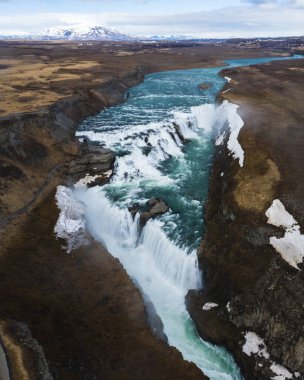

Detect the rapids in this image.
[70,55,301,379]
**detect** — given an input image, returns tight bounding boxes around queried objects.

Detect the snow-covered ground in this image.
[266,199,304,269]
[242,331,294,380]
[215,101,245,167]
[202,302,218,311]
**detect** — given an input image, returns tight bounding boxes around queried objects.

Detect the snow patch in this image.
[221,101,245,167]
[74,174,102,189]
[74,171,112,189]
[270,363,293,380]
[242,332,270,359]
[54,186,88,253]
[202,302,218,311]
[266,199,297,229]
[242,331,295,379]
[266,199,304,269]
[189,101,244,166]
[215,132,225,146]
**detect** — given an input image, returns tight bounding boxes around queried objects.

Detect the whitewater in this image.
[55,55,301,379]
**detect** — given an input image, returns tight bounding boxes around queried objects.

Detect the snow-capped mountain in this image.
[0,25,134,41]
[43,25,133,41]
[0,26,203,42]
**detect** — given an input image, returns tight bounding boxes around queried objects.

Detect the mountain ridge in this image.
[0,25,200,41]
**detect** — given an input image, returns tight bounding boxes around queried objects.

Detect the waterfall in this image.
[65,64,263,379]
[72,186,241,380]
[75,188,202,295]
[56,100,244,379]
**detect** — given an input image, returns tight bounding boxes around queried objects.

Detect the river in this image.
[59,55,300,379]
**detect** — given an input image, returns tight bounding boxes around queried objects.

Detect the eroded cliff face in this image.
[187,59,304,379]
[0,66,145,223]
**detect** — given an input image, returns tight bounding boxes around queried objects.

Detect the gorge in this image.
[1,39,303,379]
[55,55,302,379]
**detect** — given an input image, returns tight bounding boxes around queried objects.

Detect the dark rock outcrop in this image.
[140,198,169,226]
[173,122,189,144]
[68,143,115,186]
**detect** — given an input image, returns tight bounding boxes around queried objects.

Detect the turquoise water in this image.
[78,55,300,251]
[76,55,301,379]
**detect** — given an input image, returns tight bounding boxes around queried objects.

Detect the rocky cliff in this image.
[187,58,304,379]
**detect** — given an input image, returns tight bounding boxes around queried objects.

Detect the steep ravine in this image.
[187,59,304,379]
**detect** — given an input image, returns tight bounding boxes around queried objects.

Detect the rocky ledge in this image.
[187,58,304,379]
[129,198,169,226]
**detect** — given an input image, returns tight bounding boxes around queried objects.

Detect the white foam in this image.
[75,187,201,294]
[77,115,199,186]
[73,187,241,379]
[113,147,171,184]
[190,103,217,133]
[172,110,199,139]
[266,199,304,269]
[225,76,232,83]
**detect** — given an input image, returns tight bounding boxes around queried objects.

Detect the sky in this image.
[0,0,303,37]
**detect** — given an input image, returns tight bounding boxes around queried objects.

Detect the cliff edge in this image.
[187,58,304,379]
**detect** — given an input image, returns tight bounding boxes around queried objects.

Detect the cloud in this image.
[288,0,304,7]
[244,0,304,6]
[243,0,277,3]
[0,1,303,37]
